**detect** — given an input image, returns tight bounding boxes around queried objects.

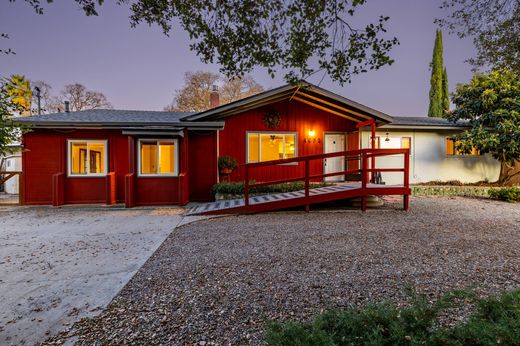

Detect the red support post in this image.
[361,152,368,212]
[403,149,410,211]
[124,173,135,208]
[244,165,249,207]
[304,158,310,212]
[105,172,116,205]
[52,172,64,206]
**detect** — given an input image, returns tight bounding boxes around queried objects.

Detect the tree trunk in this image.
[498,160,520,186]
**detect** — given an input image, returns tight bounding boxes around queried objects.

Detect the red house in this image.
[17,83,408,210]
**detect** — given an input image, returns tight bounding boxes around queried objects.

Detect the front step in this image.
[348,195,384,208]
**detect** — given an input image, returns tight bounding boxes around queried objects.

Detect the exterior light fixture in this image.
[385,132,390,142]
[308,130,316,138]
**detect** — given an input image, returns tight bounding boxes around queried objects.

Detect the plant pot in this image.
[220,168,233,175]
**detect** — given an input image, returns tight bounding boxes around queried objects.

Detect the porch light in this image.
[308,129,316,138]
[385,132,390,142]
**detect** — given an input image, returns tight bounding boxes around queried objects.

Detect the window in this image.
[247,132,297,163]
[446,138,480,156]
[138,139,178,176]
[369,136,380,149]
[68,140,107,176]
[401,137,411,150]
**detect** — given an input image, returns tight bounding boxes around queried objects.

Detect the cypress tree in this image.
[428,30,449,117]
[442,67,449,114]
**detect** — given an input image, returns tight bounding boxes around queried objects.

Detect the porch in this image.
[189,148,411,215]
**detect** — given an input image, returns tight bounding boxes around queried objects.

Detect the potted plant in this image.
[218,155,238,175]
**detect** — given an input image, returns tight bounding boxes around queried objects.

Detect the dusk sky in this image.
[1,1,477,116]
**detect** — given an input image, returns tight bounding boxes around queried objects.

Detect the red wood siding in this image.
[23,129,184,206]
[218,99,358,183]
[188,131,218,201]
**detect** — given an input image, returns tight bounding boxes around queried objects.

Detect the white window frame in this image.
[67,139,108,177]
[137,139,179,177]
[246,131,298,164]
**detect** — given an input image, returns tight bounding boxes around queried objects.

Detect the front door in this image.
[324,133,345,182]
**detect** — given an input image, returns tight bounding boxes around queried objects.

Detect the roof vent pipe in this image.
[64,101,70,113]
[210,85,220,108]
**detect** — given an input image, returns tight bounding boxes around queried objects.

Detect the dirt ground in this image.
[0,206,203,345]
[42,197,520,345]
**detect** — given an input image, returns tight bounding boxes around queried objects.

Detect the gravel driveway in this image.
[44,197,520,345]
[0,206,202,346]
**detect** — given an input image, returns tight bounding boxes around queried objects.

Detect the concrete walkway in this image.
[0,206,205,345]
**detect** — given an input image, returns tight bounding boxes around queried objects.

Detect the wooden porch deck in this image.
[186,182,408,215]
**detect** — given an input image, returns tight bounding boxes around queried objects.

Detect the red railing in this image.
[244,148,410,209]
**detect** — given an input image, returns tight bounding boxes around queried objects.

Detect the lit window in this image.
[369,136,380,149]
[446,138,480,156]
[138,139,178,176]
[68,140,107,176]
[401,137,411,150]
[247,132,297,163]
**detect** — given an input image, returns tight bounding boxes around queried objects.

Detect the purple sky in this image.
[0,1,477,116]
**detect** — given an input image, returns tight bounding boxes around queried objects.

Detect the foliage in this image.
[30,80,53,114]
[448,69,520,185]
[14,0,399,85]
[417,180,497,187]
[489,187,520,202]
[164,72,263,112]
[217,155,238,170]
[0,82,25,156]
[428,30,449,118]
[211,180,333,196]
[266,288,520,346]
[3,74,32,116]
[437,0,520,72]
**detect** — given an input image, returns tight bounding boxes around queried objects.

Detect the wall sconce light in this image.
[304,129,320,144]
[385,132,390,142]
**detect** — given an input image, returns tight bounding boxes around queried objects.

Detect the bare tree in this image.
[57,83,112,112]
[165,72,264,112]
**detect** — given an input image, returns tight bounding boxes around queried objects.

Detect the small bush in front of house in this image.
[266,288,520,346]
[211,181,333,197]
[217,155,238,171]
[488,187,520,202]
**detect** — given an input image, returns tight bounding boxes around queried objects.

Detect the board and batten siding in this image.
[360,129,501,185]
[218,99,358,183]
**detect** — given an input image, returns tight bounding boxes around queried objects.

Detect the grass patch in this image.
[211,181,333,196]
[417,180,498,187]
[266,288,520,346]
[488,187,520,202]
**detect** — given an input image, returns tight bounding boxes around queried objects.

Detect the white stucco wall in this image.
[360,129,501,185]
[1,154,21,194]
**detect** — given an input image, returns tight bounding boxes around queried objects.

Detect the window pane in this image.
[248,133,259,163]
[158,142,175,174]
[260,134,284,161]
[141,142,157,174]
[284,134,296,159]
[88,142,105,173]
[70,142,87,174]
[401,137,411,149]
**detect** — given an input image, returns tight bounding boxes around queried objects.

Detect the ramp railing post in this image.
[244,164,249,207]
[304,157,310,212]
[403,149,410,211]
[361,151,368,212]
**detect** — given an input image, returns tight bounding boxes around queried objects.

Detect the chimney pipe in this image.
[210,85,220,108]
[64,101,70,113]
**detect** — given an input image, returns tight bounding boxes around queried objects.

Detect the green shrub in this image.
[489,187,520,202]
[266,288,520,346]
[211,181,332,197]
[217,155,238,170]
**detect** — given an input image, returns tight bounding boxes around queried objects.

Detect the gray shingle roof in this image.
[16,109,194,125]
[384,116,469,128]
